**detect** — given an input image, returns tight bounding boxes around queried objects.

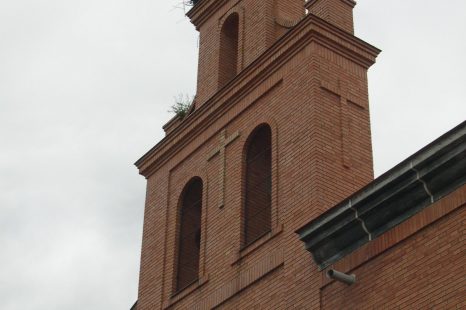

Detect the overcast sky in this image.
[0,1,464,309]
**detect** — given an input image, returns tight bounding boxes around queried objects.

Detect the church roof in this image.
[296,121,466,270]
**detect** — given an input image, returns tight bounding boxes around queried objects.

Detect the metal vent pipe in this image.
[326,269,356,285]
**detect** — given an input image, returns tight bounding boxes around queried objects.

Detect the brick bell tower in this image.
[134,0,380,309]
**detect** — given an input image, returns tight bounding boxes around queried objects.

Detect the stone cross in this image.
[321,80,365,168]
[208,129,240,208]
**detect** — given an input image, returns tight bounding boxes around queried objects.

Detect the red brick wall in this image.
[194,0,273,106]
[306,0,355,34]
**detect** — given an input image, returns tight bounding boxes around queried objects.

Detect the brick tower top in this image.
[187,0,305,107]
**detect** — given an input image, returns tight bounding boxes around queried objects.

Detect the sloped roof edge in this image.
[296,120,466,269]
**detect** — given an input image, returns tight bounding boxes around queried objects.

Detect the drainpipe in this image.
[326,269,356,285]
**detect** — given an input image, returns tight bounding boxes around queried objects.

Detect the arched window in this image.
[175,177,203,291]
[219,13,239,88]
[243,124,272,246]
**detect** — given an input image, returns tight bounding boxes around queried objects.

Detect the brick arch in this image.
[218,12,240,89]
[240,116,280,228]
[174,176,204,292]
[242,123,273,246]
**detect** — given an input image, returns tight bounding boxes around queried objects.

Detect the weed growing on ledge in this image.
[169,94,194,119]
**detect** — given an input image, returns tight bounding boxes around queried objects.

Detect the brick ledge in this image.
[162,275,209,309]
[231,224,284,266]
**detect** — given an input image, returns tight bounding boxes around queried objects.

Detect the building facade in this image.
[133,0,465,309]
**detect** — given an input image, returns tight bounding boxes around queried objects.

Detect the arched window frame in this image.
[218,10,243,89]
[173,177,204,293]
[241,122,280,249]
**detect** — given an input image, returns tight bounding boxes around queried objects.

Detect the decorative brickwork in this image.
[320,79,366,168]
[207,129,240,208]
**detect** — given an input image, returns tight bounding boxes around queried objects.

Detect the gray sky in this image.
[0,1,464,309]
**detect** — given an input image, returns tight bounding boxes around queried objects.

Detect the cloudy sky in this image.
[0,0,464,309]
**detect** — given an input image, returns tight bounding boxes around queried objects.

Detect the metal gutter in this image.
[296,121,466,269]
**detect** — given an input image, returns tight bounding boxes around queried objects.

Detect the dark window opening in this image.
[244,124,272,246]
[219,13,239,88]
[175,178,203,292]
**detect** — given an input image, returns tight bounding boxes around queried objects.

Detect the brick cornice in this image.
[135,13,381,178]
[187,0,230,30]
